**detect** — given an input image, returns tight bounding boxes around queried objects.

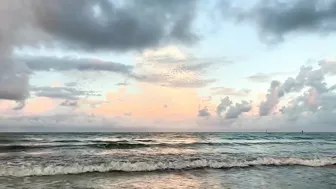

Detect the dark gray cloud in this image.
[78,62,132,73]
[0,1,33,103]
[211,87,250,96]
[0,0,203,105]
[21,56,133,74]
[31,0,199,51]
[234,0,336,43]
[0,72,30,101]
[22,55,217,88]
[31,86,100,100]
[35,91,78,100]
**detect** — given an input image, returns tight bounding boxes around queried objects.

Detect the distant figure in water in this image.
[302,130,303,134]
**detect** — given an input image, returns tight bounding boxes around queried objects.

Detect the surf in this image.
[1,157,335,177]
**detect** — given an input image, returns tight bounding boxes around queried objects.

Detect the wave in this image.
[176,140,323,146]
[0,142,150,151]
[1,139,334,152]
[0,139,40,144]
[90,142,149,149]
[1,157,335,177]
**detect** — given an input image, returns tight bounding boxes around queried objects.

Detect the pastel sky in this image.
[1,0,336,132]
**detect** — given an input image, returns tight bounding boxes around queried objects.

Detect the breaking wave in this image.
[2,157,335,177]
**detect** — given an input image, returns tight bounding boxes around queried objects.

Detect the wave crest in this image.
[2,157,335,177]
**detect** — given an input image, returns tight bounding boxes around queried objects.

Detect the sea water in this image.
[0,132,335,188]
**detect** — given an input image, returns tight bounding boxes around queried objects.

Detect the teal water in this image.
[0,132,335,188]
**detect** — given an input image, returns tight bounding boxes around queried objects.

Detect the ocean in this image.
[0,132,335,189]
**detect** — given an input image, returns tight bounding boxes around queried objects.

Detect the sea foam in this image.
[1,157,335,177]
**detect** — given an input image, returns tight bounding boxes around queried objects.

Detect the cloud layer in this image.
[219,0,336,43]
[1,0,336,131]
[22,56,133,74]
[32,0,199,51]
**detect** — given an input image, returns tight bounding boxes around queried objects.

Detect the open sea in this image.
[0,132,335,189]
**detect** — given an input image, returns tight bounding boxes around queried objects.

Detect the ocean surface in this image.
[0,132,335,189]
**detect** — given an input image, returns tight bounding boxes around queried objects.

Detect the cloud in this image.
[247,71,296,83]
[225,100,252,119]
[0,1,33,103]
[211,87,250,96]
[256,58,336,122]
[233,0,336,43]
[124,112,132,116]
[1,0,202,107]
[216,96,233,116]
[116,82,130,86]
[319,59,336,75]
[201,96,212,103]
[139,45,189,64]
[31,0,200,51]
[79,99,108,109]
[259,80,281,116]
[279,90,336,127]
[130,71,216,88]
[65,82,77,87]
[12,101,26,111]
[0,69,30,101]
[21,56,133,74]
[60,100,78,107]
[138,45,233,66]
[198,106,211,117]
[258,63,329,116]
[280,83,336,122]
[31,86,100,100]
[131,46,221,88]
[246,73,272,83]
[215,96,252,119]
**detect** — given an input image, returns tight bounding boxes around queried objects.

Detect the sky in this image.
[1,0,336,132]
